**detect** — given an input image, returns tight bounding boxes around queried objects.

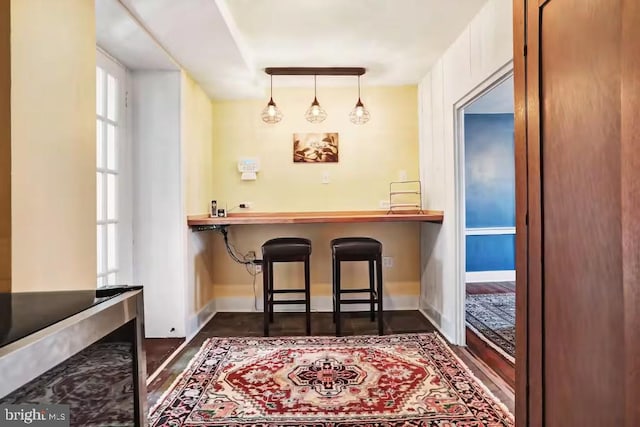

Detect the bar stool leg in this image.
[332,257,336,324]
[335,259,342,337]
[304,255,311,335]
[268,261,274,323]
[368,259,375,322]
[376,254,384,335]
[263,259,270,337]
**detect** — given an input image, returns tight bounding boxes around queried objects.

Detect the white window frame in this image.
[96,48,133,287]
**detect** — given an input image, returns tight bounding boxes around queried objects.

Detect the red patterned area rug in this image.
[149,333,513,426]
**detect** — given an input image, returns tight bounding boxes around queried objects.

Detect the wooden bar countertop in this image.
[187,210,444,226]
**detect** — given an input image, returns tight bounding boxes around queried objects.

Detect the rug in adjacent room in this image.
[466,293,516,361]
[149,333,513,426]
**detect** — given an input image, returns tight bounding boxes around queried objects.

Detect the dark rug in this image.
[466,293,516,360]
[1,342,135,426]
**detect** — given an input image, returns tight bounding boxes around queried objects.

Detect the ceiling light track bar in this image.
[265,67,366,76]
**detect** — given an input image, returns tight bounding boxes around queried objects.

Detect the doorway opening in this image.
[454,66,515,387]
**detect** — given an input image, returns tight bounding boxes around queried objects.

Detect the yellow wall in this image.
[181,71,216,311]
[10,0,96,292]
[209,86,421,302]
[211,86,419,211]
[0,0,10,293]
[182,72,215,216]
[211,222,421,300]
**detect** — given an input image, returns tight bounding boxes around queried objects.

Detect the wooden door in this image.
[515,0,640,425]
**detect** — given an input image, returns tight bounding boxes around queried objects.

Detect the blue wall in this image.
[464,113,515,272]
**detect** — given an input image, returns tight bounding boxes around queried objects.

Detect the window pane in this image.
[107,74,117,121]
[107,124,116,170]
[96,67,104,117]
[97,276,105,288]
[96,120,104,168]
[97,225,105,275]
[107,272,117,286]
[97,172,104,221]
[107,223,117,271]
[107,174,116,220]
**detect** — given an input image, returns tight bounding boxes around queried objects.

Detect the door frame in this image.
[513,1,532,425]
[452,61,514,346]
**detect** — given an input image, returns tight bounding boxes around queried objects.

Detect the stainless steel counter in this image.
[0,288,147,426]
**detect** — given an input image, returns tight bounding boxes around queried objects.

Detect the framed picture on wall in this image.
[293,132,339,163]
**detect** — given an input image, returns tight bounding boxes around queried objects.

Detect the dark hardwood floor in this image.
[144,338,184,376]
[466,281,516,388]
[145,311,514,414]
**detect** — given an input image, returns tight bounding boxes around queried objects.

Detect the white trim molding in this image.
[466,270,516,283]
[465,227,516,236]
[419,303,455,343]
[186,298,217,340]
[453,61,515,346]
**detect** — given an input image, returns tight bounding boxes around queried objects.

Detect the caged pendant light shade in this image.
[305,75,327,123]
[261,75,283,124]
[349,75,370,124]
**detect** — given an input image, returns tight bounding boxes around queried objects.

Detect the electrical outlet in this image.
[382,256,393,268]
[399,170,408,181]
[239,202,253,209]
[247,251,256,261]
[380,200,391,209]
[255,264,262,273]
[322,171,330,184]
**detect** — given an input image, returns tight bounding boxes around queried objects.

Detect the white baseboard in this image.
[419,300,441,326]
[147,299,217,385]
[465,270,515,283]
[419,299,457,344]
[185,298,217,340]
[215,295,419,313]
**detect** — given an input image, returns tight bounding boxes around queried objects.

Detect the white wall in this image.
[132,71,186,337]
[418,0,513,343]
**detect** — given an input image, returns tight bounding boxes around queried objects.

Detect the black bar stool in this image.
[331,237,383,336]
[261,237,312,337]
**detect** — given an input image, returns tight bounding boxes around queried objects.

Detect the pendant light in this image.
[349,75,370,124]
[261,75,282,124]
[305,75,327,123]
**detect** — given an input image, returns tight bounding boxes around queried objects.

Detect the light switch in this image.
[322,171,330,184]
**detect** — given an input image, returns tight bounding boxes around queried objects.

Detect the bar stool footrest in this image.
[272,289,306,294]
[270,299,308,305]
[338,298,380,304]
[339,288,375,294]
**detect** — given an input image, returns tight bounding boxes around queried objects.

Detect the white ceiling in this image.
[99,0,488,99]
[465,76,514,114]
[95,0,177,70]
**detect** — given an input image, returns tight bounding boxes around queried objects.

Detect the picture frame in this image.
[293,132,339,163]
